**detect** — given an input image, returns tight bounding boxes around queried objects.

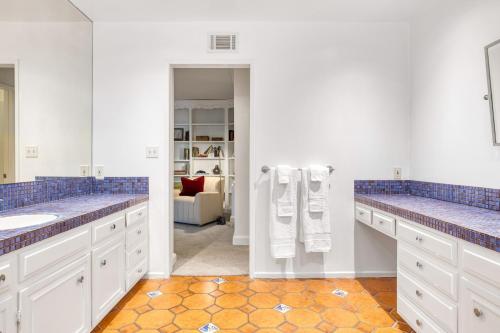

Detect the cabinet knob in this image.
[415,235,423,241]
[137,268,143,273]
[378,220,384,224]
[137,229,142,235]
[359,211,364,216]
[137,249,142,255]
[77,276,84,283]
[416,319,422,327]
[101,259,107,266]
[416,261,423,269]
[415,290,422,297]
[138,212,143,216]
[0,274,5,282]
[110,224,116,230]
[474,308,483,317]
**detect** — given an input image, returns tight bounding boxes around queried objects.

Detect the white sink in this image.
[0,214,58,231]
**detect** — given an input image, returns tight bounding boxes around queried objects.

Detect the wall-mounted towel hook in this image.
[261,165,335,174]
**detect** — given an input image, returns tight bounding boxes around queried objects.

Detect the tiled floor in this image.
[92,276,414,333]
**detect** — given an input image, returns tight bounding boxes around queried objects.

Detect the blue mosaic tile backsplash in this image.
[354,180,500,211]
[0,177,148,212]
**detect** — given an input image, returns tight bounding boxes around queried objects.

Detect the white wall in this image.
[0,22,92,181]
[93,22,410,277]
[410,0,500,187]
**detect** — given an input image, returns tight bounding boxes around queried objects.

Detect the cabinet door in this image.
[0,293,16,333]
[19,254,91,333]
[92,235,125,325]
[461,276,500,333]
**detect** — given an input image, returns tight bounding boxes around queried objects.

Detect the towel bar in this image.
[261,165,334,174]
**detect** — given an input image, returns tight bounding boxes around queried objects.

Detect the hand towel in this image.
[299,168,332,253]
[308,165,329,213]
[276,166,295,217]
[269,167,298,258]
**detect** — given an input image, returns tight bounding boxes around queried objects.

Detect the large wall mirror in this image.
[486,39,500,146]
[0,0,92,183]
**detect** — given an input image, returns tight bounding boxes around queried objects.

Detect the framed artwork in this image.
[174,128,184,141]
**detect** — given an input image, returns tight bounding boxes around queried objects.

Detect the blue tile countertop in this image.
[0,193,148,256]
[355,194,500,253]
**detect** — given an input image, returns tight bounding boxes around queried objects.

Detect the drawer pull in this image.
[415,289,422,297]
[77,276,84,283]
[110,224,116,230]
[415,235,423,241]
[138,212,143,217]
[416,319,422,327]
[137,249,142,255]
[101,259,107,266]
[359,211,364,216]
[0,274,5,282]
[473,308,483,317]
[137,229,142,235]
[416,261,423,269]
[378,220,384,224]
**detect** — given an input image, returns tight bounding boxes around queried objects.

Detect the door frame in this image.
[167,61,256,278]
[0,60,20,183]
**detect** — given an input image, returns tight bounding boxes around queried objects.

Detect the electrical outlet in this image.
[95,165,104,179]
[393,167,402,180]
[146,146,159,158]
[25,146,38,158]
[80,165,90,177]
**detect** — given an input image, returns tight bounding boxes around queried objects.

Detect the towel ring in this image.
[261,165,334,174]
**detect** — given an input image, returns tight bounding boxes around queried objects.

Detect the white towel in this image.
[308,165,329,213]
[276,166,294,217]
[299,168,332,253]
[277,165,292,184]
[269,167,298,258]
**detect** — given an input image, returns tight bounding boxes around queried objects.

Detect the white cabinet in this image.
[92,235,126,325]
[0,293,16,333]
[18,254,91,333]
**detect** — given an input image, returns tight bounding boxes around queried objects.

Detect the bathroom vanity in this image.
[0,193,149,333]
[355,187,500,333]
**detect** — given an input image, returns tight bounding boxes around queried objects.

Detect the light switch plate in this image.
[25,146,38,158]
[80,165,90,177]
[95,165,104,179]
[393,167,402,180]
[146,146,159,158]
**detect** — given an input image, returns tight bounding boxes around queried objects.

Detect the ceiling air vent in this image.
[208,33,237,52]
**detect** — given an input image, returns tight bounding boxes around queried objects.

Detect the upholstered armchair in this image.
[174,177,224,225]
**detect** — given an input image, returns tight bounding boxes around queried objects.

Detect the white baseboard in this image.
[233,235,249,245]
[253,270,396,279]
[144,271,170,279]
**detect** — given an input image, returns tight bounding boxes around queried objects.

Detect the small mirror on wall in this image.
[486,39,500,145]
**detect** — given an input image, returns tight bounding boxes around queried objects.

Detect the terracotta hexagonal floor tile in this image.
[356,322,375,333]
[316,322,335,332]
[248,293,279,308]
[159,323,179,333]
[278,322,297,333]
[206,304,222,314]
[241,289,256,297]
[104,310,138,329]
[239,323,258,333]
[358,278,396,293]
[357,307,395,327]
[118,323,139,333]
[285,309,321,327]
[170,305,187,314]
[134,280,161,293]
[136,310,174,329]
[305,280,335,294]
[149,294,183,310]
[333,279,365,293]
[188,281,218,293]
[281,293,313,308]
[248,280,275,293]
[216,293,247,308]
[160,281,188,294]
[212,309,248,329]
[374,292,397,309]
[174,310,210,329]
[219,281,247,293]
[373,328,406,333]
[333,329,364,333]
[182,294,215,309]
[136,305,152,314]
[240,304,257,314]
[135,330,161,333]
[294,329,323,333]
[277,280,305,293]
[322,308,358,327]
[249,309,284,328]
[314,293,345,308]
[347,292,379,312]
[255,329,280,333]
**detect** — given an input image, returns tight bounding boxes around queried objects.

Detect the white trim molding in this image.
[233,235,249,246]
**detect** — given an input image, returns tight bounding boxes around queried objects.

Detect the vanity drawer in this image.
[126,221,148,248]
[126,205,148,228]
[398,270,457,332]
[126,241,148,269]
[398,244,458,300]
[398,220,457,265]
[355,204,372,225]
[18,226,91,281]
[372,211,396,237]
[126,259,147,291]
[462,242,500,289]
[0,257,14,292]
[92,213,126,244]
[398,294,446,333]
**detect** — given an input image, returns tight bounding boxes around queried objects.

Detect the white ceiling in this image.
[0,0,88,21]
[174,69,233,100]
[69,0,455,22]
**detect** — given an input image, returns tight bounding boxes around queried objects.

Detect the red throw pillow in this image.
[180,176,205,196]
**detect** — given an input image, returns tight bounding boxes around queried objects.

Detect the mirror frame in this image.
[485,38,500,146]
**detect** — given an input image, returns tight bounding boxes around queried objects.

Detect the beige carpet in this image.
[172,222,249,276]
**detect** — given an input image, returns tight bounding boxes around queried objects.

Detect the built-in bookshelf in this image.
[173,100,235,208]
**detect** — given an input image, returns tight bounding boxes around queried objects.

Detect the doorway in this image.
[169,66,251,276]
[0,66,15,184]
